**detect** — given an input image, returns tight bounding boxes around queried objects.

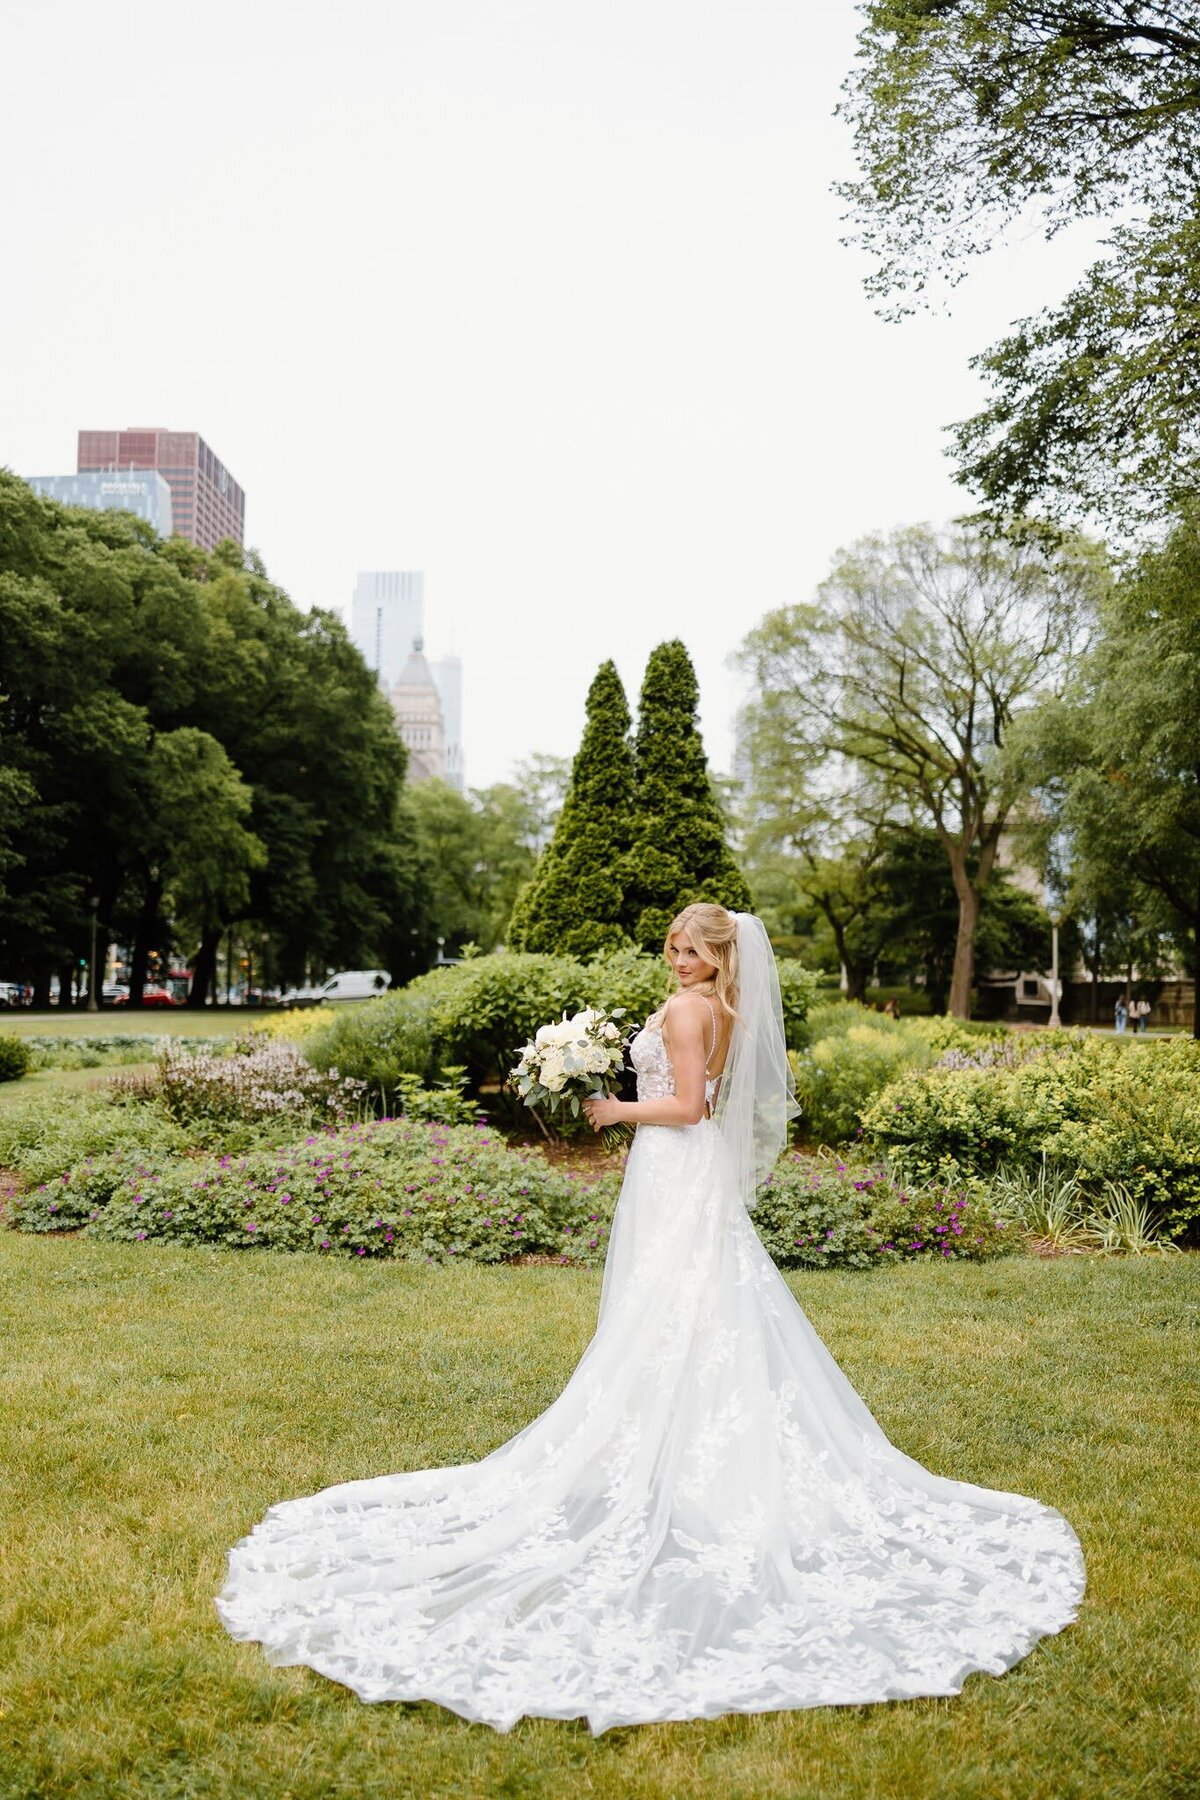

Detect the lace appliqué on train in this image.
[216,1022,1085,1734]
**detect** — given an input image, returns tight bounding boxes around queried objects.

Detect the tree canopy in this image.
[0,472,433,1002]
[738,522,1101,1015]
[840,2,1200,523]
[1018,507,1200,1033]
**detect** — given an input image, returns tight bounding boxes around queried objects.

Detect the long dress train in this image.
[215,1021,1084,1734]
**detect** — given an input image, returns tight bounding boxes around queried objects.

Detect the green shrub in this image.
[308,949,673,1104]
[789,1003,1010,1145]
[752,1153,1013,1268]
[774,961,821,1050]
[864,1033,1200,1239]
[0,1035,32,1081]
[15,1115,621,1268]
[0,1092,190,1189]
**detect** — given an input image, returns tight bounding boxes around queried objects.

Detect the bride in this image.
[216,904,1084,1734]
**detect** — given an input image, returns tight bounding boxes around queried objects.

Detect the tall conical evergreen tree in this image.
[507,660,635,956]
[623,639,752,948]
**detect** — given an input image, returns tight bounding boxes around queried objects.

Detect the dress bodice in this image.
[631,1018,719,1110]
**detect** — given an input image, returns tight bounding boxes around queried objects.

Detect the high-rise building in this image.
[24,470,174,538]
[349,571,425,691]
[77,427,245,550]
[430,655,464,792]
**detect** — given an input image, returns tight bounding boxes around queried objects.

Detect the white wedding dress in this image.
[216,1016,1084,1734]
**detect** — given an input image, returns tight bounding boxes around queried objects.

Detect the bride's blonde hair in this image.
[664,903,740,1022]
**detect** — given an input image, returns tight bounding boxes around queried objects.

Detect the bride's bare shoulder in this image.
[661,992,710,1033]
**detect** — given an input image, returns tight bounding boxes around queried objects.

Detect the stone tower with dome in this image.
[390,639,448,784]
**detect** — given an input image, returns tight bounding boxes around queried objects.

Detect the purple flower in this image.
[246,1222,257,1232]
[135,1230,147,1241]
[355,1247,366,1256]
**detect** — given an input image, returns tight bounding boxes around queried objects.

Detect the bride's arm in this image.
[583,994,709,1131]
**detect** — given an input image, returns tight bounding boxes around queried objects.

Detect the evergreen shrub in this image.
[622,641,752,946]
[508,661,636,955]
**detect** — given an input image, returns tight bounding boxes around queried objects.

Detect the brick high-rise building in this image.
[77,426,245,550]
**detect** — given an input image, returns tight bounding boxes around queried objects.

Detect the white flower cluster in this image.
[153,1038,367,1123]
[510,1007,628,1117]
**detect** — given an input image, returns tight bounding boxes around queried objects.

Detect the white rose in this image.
[572,1008,602,1030]
[534,1023,557,1049]
[602,1022,619,1040]
[541,1058,568,1092]
[585,1045,610,1073]
[551,1018,581,1047]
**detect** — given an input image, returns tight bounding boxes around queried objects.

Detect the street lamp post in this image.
[1048,909,1061,1029]
[87,895,100,1014]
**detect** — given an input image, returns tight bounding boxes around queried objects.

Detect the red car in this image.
[112,984,178,1007]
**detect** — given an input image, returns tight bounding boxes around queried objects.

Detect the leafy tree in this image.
[0,473,432,1002]
[1021,508,1200,1033]
[508,753,571,852]
[623,640,752,949]
[738,523,1100,1016]
[840,2,1200,524]
[508,662,636,957]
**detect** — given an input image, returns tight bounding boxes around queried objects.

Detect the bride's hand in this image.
[583,1095,623,1132]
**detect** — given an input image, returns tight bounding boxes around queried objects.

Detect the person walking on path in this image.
[1115,995,1129,1033]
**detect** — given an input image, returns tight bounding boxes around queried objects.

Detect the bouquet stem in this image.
[600,1123,633,1157]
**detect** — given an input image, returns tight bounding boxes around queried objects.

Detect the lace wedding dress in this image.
[216,1010,1084,1734]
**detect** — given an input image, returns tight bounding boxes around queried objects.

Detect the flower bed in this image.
[13,1115,620,1267]
[751,1154,1013,1269]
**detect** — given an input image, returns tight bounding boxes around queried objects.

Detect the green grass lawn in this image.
[0,1064,159,1116]
[1,1239,1196,1800]
[1,1010,249,1040]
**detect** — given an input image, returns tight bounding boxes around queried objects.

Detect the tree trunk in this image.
[188,925,222,1008]
[947,853,980,1020]
[128,877,163,1005]
[56,961,76,1007]
[32,967,51,1009]
[845,963,870,1004]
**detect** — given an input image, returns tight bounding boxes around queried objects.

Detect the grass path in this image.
[2,1238,1196,1800]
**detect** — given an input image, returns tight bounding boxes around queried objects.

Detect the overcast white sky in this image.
[2,1,1102,788]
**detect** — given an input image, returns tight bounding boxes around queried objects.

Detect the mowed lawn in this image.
[1,1238,1196,1800]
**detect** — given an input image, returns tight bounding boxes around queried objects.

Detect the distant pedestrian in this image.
[1115,996,1128,1033]
[1135,997,1151,1033]
[883,997,901,1020]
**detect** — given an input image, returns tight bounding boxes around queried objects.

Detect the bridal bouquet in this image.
[510,1007,633,1153]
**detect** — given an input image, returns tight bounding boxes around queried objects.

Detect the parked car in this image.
[282,969,391,1007]
[0,980,29,1007]
[112,984,178,1007]
[102,983,129,1004]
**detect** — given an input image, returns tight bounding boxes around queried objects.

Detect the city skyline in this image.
[1,2,1108,788]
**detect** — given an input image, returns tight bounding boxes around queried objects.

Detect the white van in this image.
[319,969,391,1003]
[283,969,391,1007]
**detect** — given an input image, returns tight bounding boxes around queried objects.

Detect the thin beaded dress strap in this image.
[702,997,717,1069]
